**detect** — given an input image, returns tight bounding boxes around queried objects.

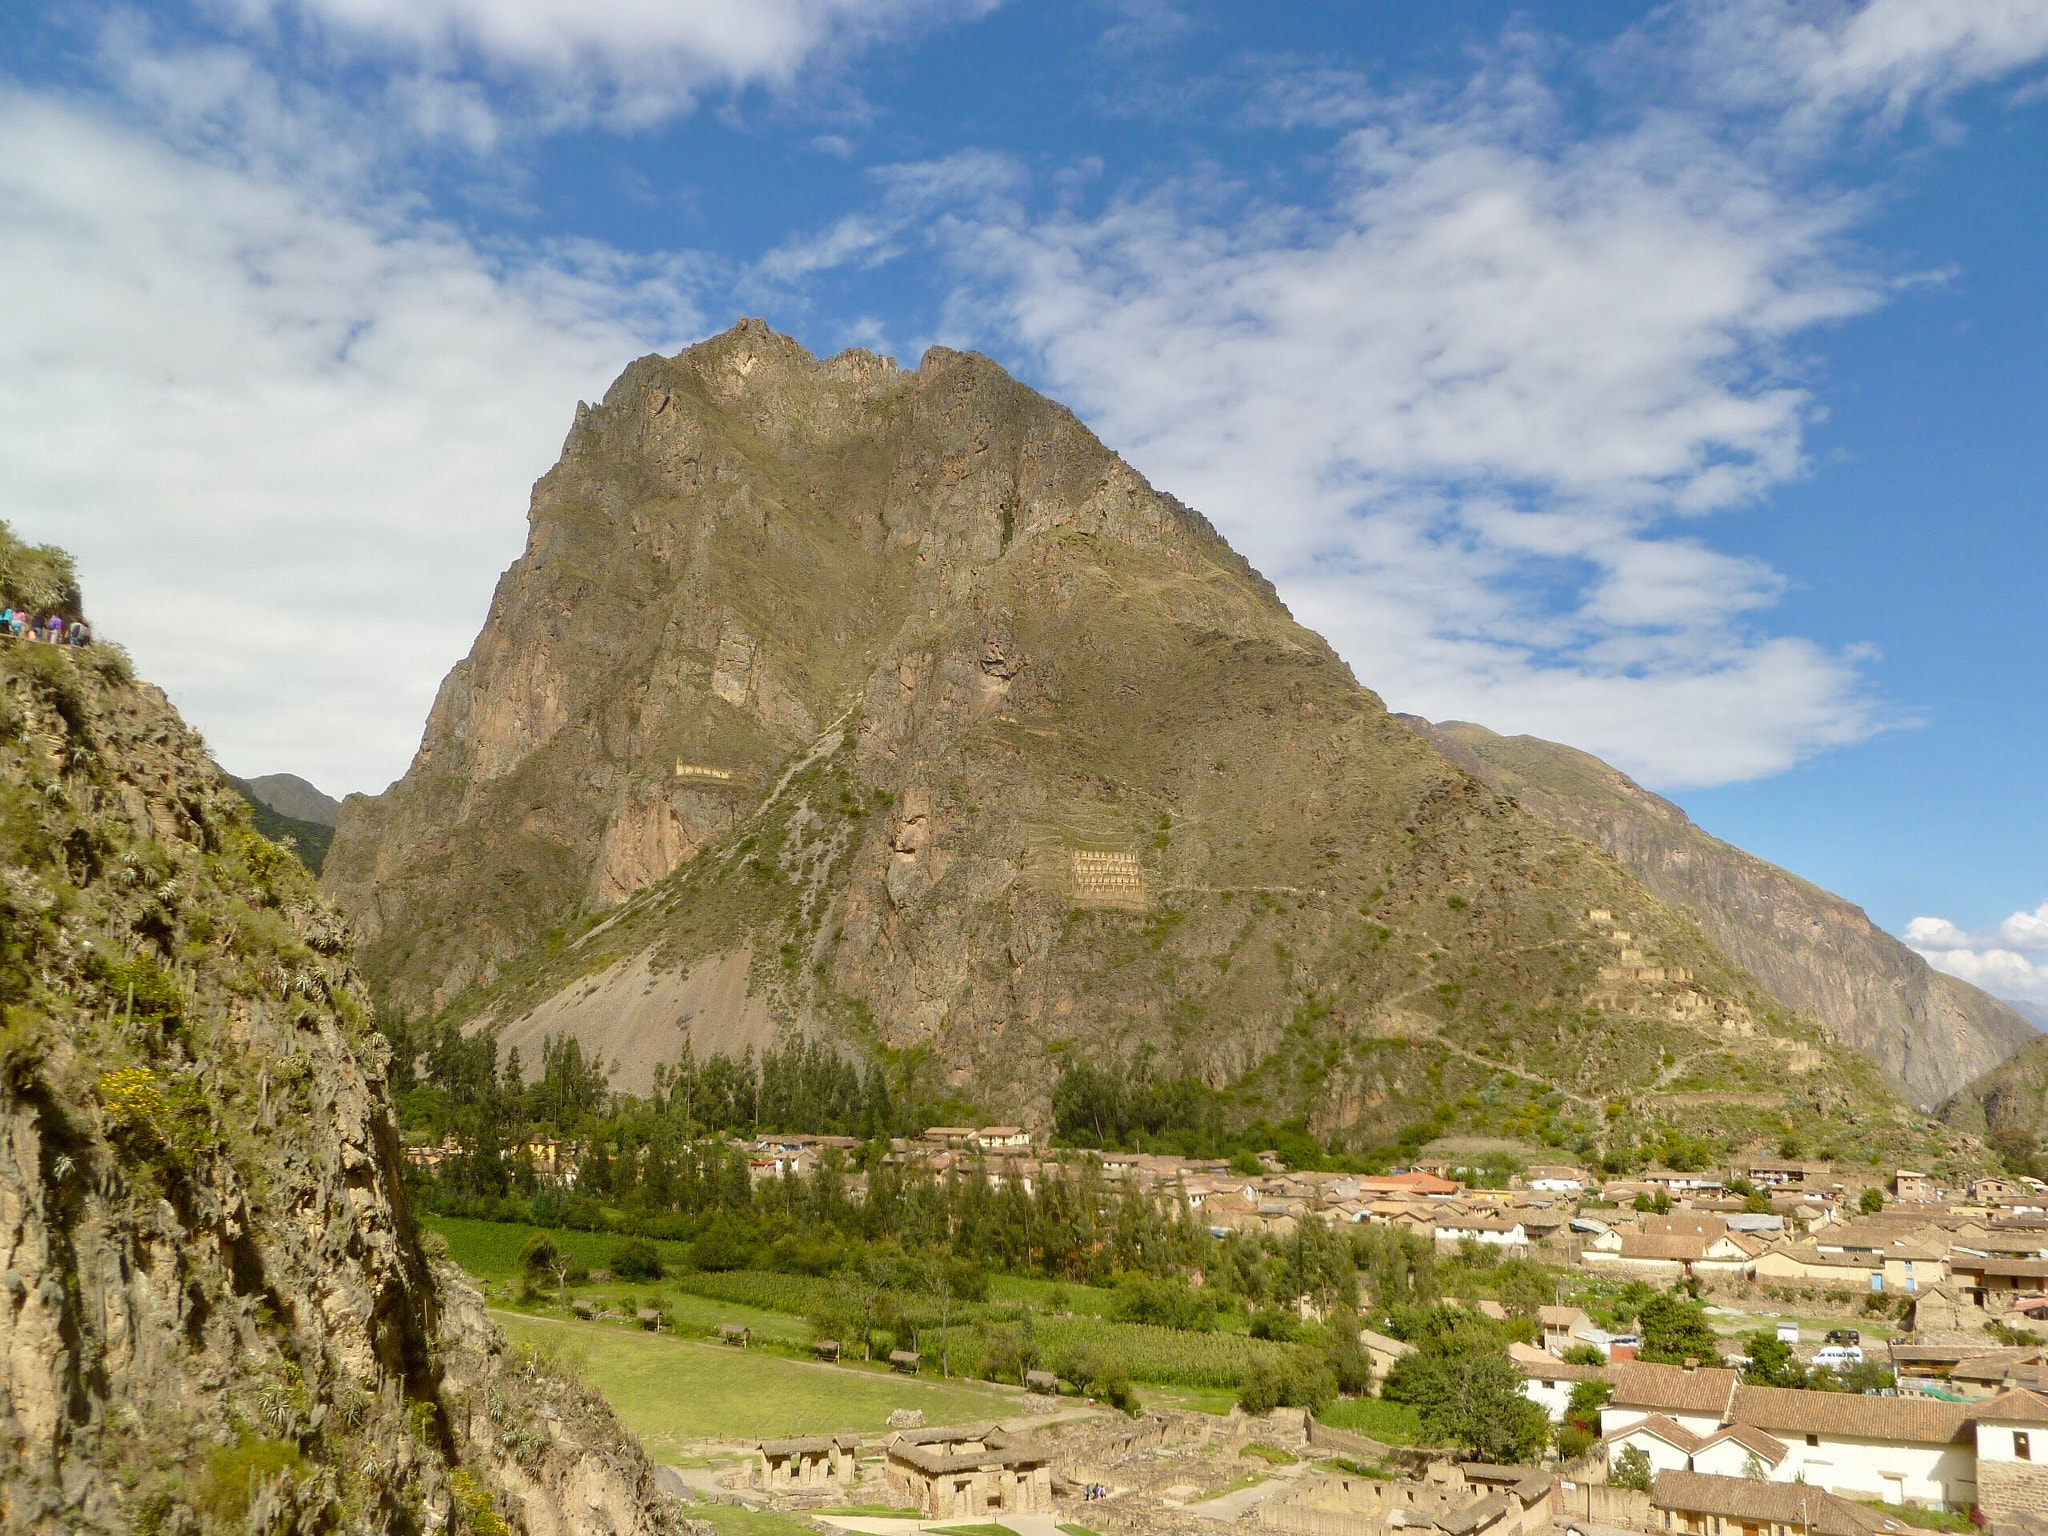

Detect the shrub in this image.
[1612,1445,1654,1492]
[1555,1425,1596,1461]
[198,1434,307,1523]
[1248,1308,1303,1342]
[1054,1345,1136,1413]
[1112,1273,1216,1331]
[1237,1360,1282,1415]
[610,1240,663,1281]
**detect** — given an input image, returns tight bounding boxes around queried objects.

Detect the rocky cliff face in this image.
[1942,1035,2048,1151]
[1398,718,2038,1111]
[325,321,1969,1166]
[0,529,673,1533]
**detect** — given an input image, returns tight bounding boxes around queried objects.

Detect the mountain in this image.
[0,524,672,1533]
[225,771,336,873]
[324,320,1973,1168]
[1942,1004,2048,1154]
[1396,718,2038,1111]
[242,770,341,826]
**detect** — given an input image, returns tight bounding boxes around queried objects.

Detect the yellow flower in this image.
[97,1067,165,1128]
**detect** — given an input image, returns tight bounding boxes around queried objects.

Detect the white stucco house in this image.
[1601,1361,2011,1512]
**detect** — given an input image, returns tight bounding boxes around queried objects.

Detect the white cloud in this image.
[1634,0,2048,142]
[0,86,697,795]
[1908,903,2048,1005]
[755,7,2048,789]
[895,86,1889,785]
[242,0,1000,127]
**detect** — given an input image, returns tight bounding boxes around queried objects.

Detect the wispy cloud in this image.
[229,0,1004,130]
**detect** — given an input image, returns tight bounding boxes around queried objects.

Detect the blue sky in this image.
[2,0,2046,1003]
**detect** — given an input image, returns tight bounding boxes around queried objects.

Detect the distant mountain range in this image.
[316,320,1989,1170]
[223,771,337,873]
[1398,718,2040,1112]
[241,771,339,826]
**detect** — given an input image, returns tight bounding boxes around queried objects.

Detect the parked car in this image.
[1824,1328,1862,1346]
[1813,1345,1865,1369]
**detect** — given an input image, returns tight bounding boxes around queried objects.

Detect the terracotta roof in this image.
[1618,1234,1710,1262]
[1971,1389,2048,1426]
[1610,1362,1740,1418]
[1728,1385,1973,1444]
[1618,1414,1708,1454]
[1539,1306,1591,1326]
[1643,1215,1730,1240]
[1952,1255,2048,1278]
[1651,1471,1903,1536]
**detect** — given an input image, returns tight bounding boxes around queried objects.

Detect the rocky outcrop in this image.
[326,321,1974,1167]
[0,531,677,1533]
[1399,717,2038,1110]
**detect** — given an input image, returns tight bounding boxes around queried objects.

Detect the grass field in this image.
[1316,1397,1423,1443]
[496,1312,1022,1458]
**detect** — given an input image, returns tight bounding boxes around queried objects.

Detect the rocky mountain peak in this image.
[0,523,674,1533]
[323,325,1978,1170]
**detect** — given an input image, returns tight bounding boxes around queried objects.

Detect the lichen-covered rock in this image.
[0,527,679,1533]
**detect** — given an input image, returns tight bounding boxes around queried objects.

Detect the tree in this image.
[924,1254,957,1378]
[1638,1292,1720,1365]
[1493,1257,1550,1319]
[1612,1445,1654,1492]
[1859,1187,1886,1214]
[609,1240,663,1281]
[1382,1345,1549,1463]
[1741,1331,1805,1388]
[1559,1378,1610,1460]
[1560,1343,1606,1366]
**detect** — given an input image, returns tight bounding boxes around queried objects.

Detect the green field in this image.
[496,1312,1022,1458]
[1316,1397,1423,1443]
[427,1214,692,1282]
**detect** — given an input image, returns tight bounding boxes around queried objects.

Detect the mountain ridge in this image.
[241,770,341,826]
[0,522,674,1534]
[1395,716,2038,1110]
[324,319,1978,1171]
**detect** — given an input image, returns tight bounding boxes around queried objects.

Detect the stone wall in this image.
[1978,1459,2048,1521]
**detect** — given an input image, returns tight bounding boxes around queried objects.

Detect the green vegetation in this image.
[1612,1445,1654,1493]
[1379,1305,1548,1462]
[493,1314,1019,1450]
[224,775,333,874]
[1316,1398,1423,1444]
[813,1507,923,1519]
[1240,1443,1297,1465]
[689,1505,831,1536]
[1858,1503,1977,1533]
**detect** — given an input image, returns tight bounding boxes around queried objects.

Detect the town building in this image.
[1647,1470,1904,1536]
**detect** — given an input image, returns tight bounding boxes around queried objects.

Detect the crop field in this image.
[496,1313,1022,1454]
[669,1269,845,1319]
[922,1314,1297,1389]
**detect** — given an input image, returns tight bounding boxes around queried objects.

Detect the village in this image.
[426,1123,2048,1536]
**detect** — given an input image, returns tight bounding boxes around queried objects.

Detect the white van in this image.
[1812,1345,1864,1369]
